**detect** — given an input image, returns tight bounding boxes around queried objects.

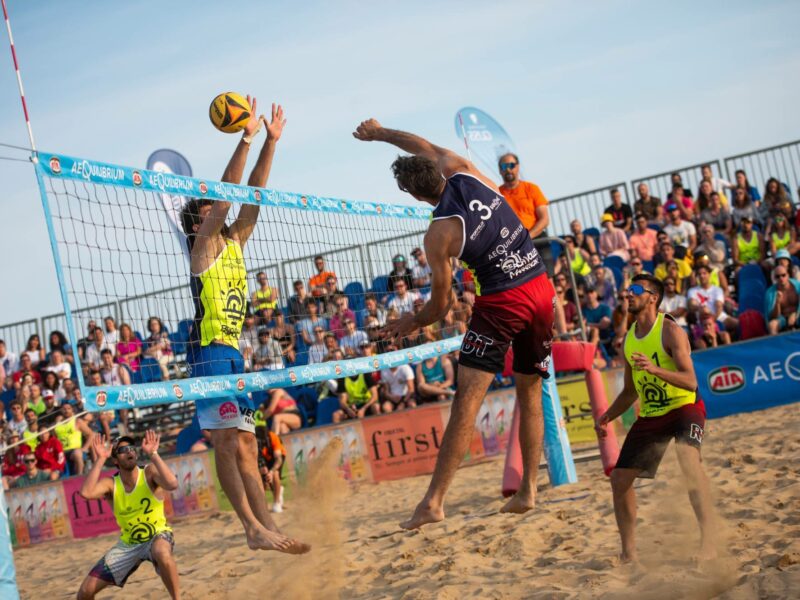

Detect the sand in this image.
[13,402,800,599]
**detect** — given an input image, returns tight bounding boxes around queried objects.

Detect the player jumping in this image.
[354,119,555,529]
[595,274,717,563]
[180,98,308,554]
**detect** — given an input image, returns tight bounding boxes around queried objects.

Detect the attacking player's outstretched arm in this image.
[631,319,697,391]
[230,103,287,247]
[354,119,493,186]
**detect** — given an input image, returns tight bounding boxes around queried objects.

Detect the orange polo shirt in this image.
[499,180,548,231]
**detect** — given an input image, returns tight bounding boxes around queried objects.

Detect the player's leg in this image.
[76,575,113,600]
[400,365,496,530]
[236,429,282,530]
[271,466,284,512]
[500,373,543,514]
[610,467,640,563]
[150,535,180,599]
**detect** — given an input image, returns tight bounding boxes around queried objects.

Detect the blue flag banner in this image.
[695,331,800,419]
[454,107,519,182]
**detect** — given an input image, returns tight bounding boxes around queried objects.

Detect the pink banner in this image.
[61,471,118,539]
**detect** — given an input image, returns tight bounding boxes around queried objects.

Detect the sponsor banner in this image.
[163,453,217,518]
[6,480,72,548]
[84,337,463,411]
[695,331,800,419]
[37,152,431,222]
[146,149,193,261]
[61,470,118,539]
[556,376,597,444]
[284,424,372,483]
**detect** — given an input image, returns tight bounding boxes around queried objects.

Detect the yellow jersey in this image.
[253,287,277,311]
[55,419,82,451]
[190,238,248,349]
[113,467,170,544]
[623,312,696,417]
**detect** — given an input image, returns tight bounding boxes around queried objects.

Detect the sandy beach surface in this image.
[13,402,799,599]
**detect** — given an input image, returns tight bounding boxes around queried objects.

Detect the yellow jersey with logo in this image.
[190,238,248,350]
[737,232,761,263]
[113,467,171,544]
[55,419,82,451]
[623,312,696,417]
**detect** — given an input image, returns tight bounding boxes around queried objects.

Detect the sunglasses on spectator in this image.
[499,162,517,171]
[630,261,642,266]
[24,458,36,464]
[626,284,655,297]
[775,273,788,279]
[314,328,324,333]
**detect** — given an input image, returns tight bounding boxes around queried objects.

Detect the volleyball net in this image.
[34,151,463,413]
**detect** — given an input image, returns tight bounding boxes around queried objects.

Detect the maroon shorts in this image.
[459,274,555,377]
[615,399,706,479]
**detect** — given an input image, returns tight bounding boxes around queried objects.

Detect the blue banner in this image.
[0,487,20,600]
[695,331,800,419]
[146,149,194,260]
[454,107,519,183]
[35,152,431,221]
[81,337,463,412]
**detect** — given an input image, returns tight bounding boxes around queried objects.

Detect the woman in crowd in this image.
[269,310,296,365]
[730,187,761,230]
[762,177,790,218]
[46,330,73,365]
[694,180,716,215]
[734,169,760,202]
[570,219,597,256]
[260,388,302,435]
[769,213,796,258]
[23,334,45,368]
[144,316,172,380]
[41,371,62,400]
[699,192,732,235]
[115,323,142,373]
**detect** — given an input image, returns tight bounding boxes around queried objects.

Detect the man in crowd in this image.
[388,278,419,316]
[0,339,19,376]
[328,294,356,339]
[308,255,336,298]
[380,356,416,414]
[629,213,658,263]
[85,327,115,373]
[687,265,738,334]
[411,247,432,289]
[6,401,28,437]
[654,241,692,284]
[44,349,72,381]
[35,428,65,479]
[665,184,695,221]
[589,263,617,308]
[13,354,41,385]
[731,216,765,270]
[361,293,387,327]
[332,370,380,423]
[11,452,50,488]
[663,206,697,255]
[307,326,328,364]
[634,183,662,225]
[321,276,343,316]
[256,426,286,514]
[604,187,633,233]
[253,329,284,371]
[55,401,94,475]
[599,213,630,261]
[339,318,368,357]
[297,298,325,346]
[387,255,414,292]
[694,224,727,272]
[39,390,62,427]
[287,280,309,324]
[76,432,180,599]
[765,264,799,334]
[659,277,688,328]
[582,287,615,353]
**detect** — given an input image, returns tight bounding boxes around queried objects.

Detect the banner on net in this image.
[36,152,432,220]
[694,331,800,419]
[454,107,520,182]
[80,337,463,412]
[146,149,194,261]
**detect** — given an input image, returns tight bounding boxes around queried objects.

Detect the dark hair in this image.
[631,273,664,305]
[49,330,69,352]
[701,163,711,171]
[497,153,519,166]
[672,183,684,192]
[293,279,303,287]
[364,292,377,302]
[610,187,620,196]
[26,334,40,351]
[391,155,443,199]
[314,255,324,262]
[148,316,164,333]
[695,264,712,274]
[101,348,113,357]
[180,198,230,251]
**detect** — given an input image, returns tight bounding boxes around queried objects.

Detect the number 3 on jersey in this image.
[469,199,492,221]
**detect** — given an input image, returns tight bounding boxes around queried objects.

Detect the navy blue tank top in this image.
[432,173,544,296]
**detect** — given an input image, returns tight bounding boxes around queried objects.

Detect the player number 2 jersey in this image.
[113,467,171,544]
[432,173,545,296]
[190,238,248,350]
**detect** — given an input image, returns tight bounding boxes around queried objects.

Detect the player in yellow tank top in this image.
[595,274,717,564]
[76,432,180,598]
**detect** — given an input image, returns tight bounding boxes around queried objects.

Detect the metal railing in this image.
[548,182,630,235]
[0,319,39,357]
[631,159,723,207]
[723,140,800,201]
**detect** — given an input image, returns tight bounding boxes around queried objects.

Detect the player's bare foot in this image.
[499,491,535,514]
[693,543,718,563]
[618,551,640,565]
[400,502,444,530]
[246,527,311,554]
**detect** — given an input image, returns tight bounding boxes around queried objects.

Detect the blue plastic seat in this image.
[344,282,365,312]
[647,223,662,231]
[642,260,655,273]
[603,255,625,272]
[550,240,563,261]
[371,275,389,295]
[137,357,162,382]
[609,266,624,289]
[167,332,186,355]
[315,396,340,426]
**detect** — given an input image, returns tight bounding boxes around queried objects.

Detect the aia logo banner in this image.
[707,366,745,394]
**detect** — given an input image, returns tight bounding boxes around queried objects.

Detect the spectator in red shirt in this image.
[628,213,658,262]
[12,353,41,386]
[35,428,65,479]
[2,431,30,488]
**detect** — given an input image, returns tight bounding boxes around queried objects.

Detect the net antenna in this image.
[2,0,36,153]
[456,110,473,162]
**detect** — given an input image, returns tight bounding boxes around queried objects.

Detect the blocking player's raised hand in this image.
[141,429,161,458]
[93,434,112,460]
[242,95,262,138]
[265,103,287,142]
[353,119,384,141]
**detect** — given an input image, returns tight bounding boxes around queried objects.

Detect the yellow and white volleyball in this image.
[209,92,251,133]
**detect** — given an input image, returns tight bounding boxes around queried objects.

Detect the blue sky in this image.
[0,0,798,327]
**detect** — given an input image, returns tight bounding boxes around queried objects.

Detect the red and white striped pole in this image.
[2,0,36,152]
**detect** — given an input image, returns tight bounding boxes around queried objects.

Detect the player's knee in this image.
[212,428,240,455]
[610,469,634,494]
[76,579,96,600]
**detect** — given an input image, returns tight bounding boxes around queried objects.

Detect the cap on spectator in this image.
[740,215,752,222]
[42,389,55,399]
[112,435,136,457]
[411,247,422,257]
[258,328,270,337]
[600,214,614,224]
[392,254,406,263]
[775,249,791,261]
[667,205,679,212]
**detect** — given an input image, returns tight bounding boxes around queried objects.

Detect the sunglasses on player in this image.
[626,284,656,297]
[500,162,517,171]
[115,445,137,457]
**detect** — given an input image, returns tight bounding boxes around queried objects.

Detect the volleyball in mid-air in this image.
[209,92,251,133]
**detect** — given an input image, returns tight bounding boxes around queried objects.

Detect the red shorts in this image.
[615,399,706,479]
[459,274,555,376]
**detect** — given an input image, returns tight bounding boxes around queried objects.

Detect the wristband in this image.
[149,451,158,459]
[242,117,263,145]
